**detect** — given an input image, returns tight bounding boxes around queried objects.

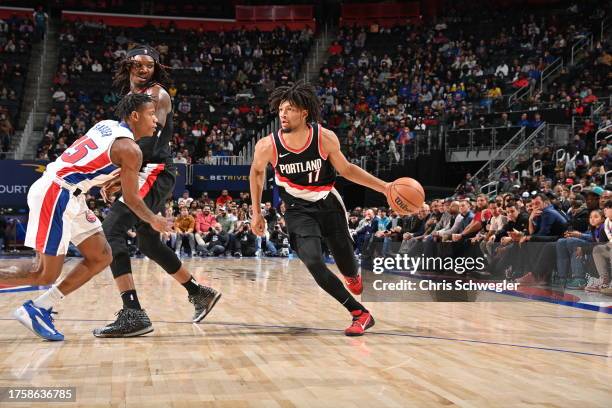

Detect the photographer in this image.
[232,221,257,257]
[268,219,290,257]
[201,223,229,256]
[262,201,278,231]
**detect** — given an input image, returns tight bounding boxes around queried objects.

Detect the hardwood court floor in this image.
[0,257,610,407]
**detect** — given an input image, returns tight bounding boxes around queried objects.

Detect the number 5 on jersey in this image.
[61,137,99,164]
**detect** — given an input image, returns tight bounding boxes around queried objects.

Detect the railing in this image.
[202,156,251,165]
[555,148,565,165]
[460,126,524,181]
[507,57,560,109]
[546,123,572,147]
[570,33,593,66]
[540,57,563,92]
[532,159,542,176]
[488,123,546,183]
[507,83,533,108]
[403,128,440,160]
[480,181,498,198]
[14,23,47,159]
[591,101,606,121]
[594,124,612,150]
[16,110,34,158]
[606,170,612,186]
[358,156,366,169]
[240,116,279,160]
[473,124,546,191]
[304,23,329,81]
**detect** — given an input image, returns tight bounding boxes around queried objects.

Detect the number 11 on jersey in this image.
[308,168,321,183]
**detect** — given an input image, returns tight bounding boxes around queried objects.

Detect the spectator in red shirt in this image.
[194,206,217,249]
[355,97,369,114]
[512,75,529,89]
[580,119,595,135]
[328,41,343,56]
[573,99,585,116]
[582,89,598,104]
[216,189,233,207]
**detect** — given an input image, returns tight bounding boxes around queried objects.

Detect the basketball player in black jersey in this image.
[250,82,390,336]
[93,45,220,338]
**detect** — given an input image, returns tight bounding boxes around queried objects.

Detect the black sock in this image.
[182,276,200,296]
[121,290,141,310]
[344,297,368,314]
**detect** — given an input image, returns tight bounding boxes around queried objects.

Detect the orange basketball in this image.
[386,177,425,215]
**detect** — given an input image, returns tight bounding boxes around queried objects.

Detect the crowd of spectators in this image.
[0,15,35,156]
[316,2,606,167]
[84,189,291,259]
[74,184,612,297]
[38,20,313,161]
[450,28,610,196]
[355,191,612,295]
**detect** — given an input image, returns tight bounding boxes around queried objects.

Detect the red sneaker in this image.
[345,274,363,295]
[344,310,375,336]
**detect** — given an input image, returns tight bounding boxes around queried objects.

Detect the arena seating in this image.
[316,3,605,168]
[0,15,34,154]
[39,20,313,160]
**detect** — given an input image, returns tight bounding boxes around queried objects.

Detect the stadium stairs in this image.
[12,19,60,159]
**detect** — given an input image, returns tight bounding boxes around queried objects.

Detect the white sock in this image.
[33,285,65,310]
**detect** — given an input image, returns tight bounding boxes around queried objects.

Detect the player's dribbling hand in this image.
[150,215,171,233]
[251,214,266,236]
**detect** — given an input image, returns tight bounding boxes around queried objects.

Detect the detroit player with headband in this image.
[250,82,392,336]
[0,93,170,341]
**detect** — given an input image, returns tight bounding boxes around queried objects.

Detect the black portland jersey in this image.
[131,82,173,164]
[271,123,336,203]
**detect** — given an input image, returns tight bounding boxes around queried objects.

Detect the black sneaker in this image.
[188,285,222,323]
[92,308,153,338]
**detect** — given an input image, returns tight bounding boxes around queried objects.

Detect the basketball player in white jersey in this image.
[250,82,392,336]
[0,93,170,341]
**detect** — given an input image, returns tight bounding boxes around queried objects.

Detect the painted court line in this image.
[0,317,608,359]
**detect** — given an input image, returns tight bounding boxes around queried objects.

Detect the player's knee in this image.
[138,234,162,257]
[101,243,113,266]
[89,243,113,268]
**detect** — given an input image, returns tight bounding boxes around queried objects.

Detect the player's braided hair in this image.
[113,49,170,94]
[115,93,154,121]
[269,80,322,124]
